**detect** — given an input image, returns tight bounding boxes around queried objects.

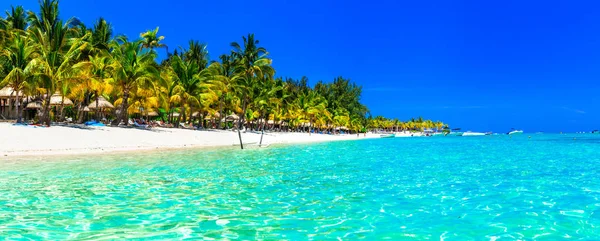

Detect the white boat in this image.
[508,130,523,135]
[462,131,486,136]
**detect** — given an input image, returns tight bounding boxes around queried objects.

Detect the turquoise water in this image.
[1,134,600,239]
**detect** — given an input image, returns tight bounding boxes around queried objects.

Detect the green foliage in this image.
[0,2,447,131]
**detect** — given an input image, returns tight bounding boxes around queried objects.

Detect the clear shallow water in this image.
[1,134,600,240]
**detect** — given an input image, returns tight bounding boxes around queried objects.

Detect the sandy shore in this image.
[0,123,385,157]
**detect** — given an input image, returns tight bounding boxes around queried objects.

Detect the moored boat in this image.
[462,131,486,136]
[380,133,396,138]
[508,129,524,135]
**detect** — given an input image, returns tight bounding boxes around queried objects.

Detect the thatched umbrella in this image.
[172,112,180,117]
[49,92,73,106]
[225,113,240,121]
[80,106,90,112]
[203,112,221,120]
[26,101,42,109]
[88,96,114,109]
[147,111,159,117]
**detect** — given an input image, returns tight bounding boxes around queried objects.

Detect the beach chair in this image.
[179,122,195,129]
[133,122,150,129]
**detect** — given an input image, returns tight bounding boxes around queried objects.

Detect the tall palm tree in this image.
[26,0,83,126]
[230,33,274,149]
[109,36,159,126]
[0,31,36,123]
[168,54,210,126]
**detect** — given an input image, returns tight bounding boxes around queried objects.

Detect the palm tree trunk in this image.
[15,89,22,123]
[237,98,247,150]
[42,94,52,126]
[309,117,313,136]
[259,111,268,146]
[112,89,129,126]
[59,96,65,122]
[217,96,223,129]
[95,91,100,120]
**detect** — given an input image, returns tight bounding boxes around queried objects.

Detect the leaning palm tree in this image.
[230,33,274,149]
[109,36,160,126]
[0,31,36,123]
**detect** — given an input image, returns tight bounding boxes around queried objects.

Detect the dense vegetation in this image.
[0,1,447,138]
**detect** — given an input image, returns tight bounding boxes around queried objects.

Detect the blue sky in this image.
[3,0,600,132]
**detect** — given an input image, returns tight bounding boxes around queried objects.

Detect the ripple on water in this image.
[0,135,600,239]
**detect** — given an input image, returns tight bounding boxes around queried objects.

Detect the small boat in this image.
[447,132,464,136]
[462,131,486,136]
[507,129,524,135]
[380,133,396,138]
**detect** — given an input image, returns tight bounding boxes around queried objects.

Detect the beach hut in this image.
[49,92,73,106]
[0,87,24,118]
[88,96,114,109]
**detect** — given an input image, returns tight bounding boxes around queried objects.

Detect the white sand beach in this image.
[0,123,385,157]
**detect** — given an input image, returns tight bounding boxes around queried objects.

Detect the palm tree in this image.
[0,31,36,123]
[109,36,159,126]
[254,77,282,145]
[167,54,213,126]
[297,90,328,135]
[5,5,27,31]
[91,17,112,54]
[26,0,84,126]
[72,54,114,120]
[140,27,166,53]
[230,33,274,149]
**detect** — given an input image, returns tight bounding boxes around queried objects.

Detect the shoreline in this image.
[0,123,383,158]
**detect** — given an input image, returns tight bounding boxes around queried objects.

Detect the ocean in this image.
[1,134,599,239]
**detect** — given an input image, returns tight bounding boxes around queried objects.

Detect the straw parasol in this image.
[225,113,240,121]
[147,111,159,117]
[203,112,221,120]
[50,92,73,106]
[88,96,114,109]
[80,106,90,112]
[172,112,180,117]
[26,101,42,109]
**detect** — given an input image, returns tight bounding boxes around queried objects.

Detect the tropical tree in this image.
[109,36,159,126]
[0,31,36,123]
[297,90,328,135]
[230,33,274,149]
[140,27,166,52]
[26,0,85,126]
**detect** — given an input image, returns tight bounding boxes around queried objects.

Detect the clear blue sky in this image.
[3,0,600,132]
